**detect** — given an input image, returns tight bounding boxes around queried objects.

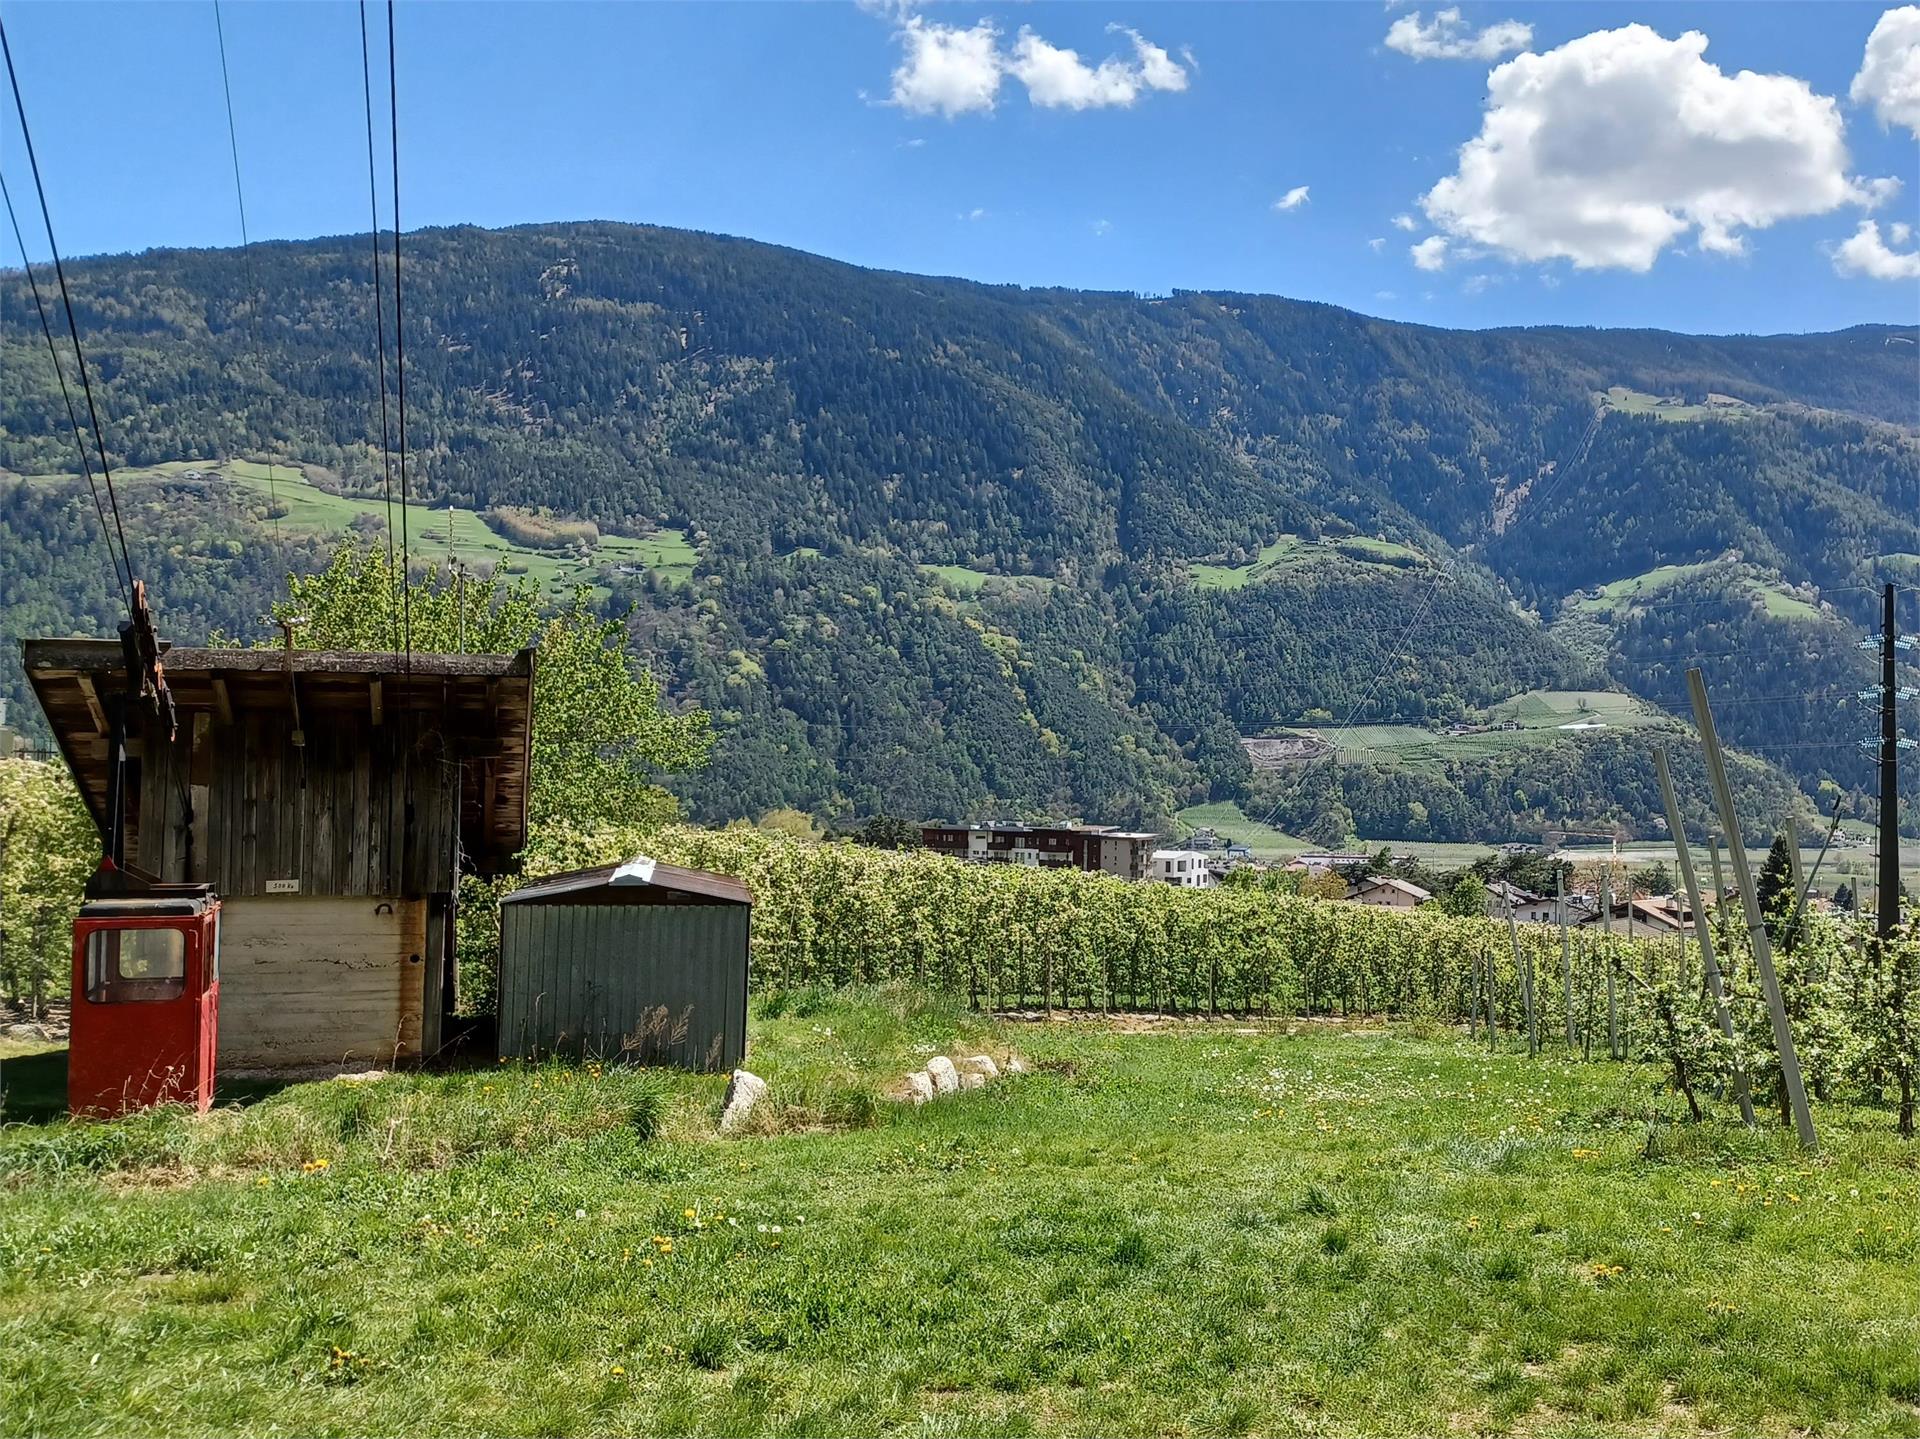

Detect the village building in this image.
[1283,852,1372,876]
[1348,876,1432,910]
[1484,879,1564,924]
[25,640,534,1070]
[1578,894,1694,938]
[1148,849,1216,889]
[919,822,1158,881]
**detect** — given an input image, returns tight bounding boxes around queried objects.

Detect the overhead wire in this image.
[358,0,401,655]
[2,15,135,614]
[211,0,283,547]
[0,167,130,612]
[388,0,412,671]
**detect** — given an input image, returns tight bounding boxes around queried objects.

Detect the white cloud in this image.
[1375,290,1398,301]
[1007,25,1190,109]
[1852,7,1920,137]
[959,207,988,222]
[890,17,1003,117]
[1421,25,1887,271]
[884,15,1190,117]
[1410,235,1450,270]
[1385,8,1532,62]
[1368,236,1387,252]
[1272,185,1311,212]
[1112,26,1190,94]
[1391,213,1418,231]
[1833,218,1920,279]
[1091,218,1113,236]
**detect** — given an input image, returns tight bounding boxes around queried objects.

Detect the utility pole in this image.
[1876,583,1902,939]
[1689,668,1818,1151]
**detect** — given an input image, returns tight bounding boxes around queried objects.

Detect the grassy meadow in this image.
[1188,534,1425,591]
[4,989,1918,1437]
[17,457,697,598]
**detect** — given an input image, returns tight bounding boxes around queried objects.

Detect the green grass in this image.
[1599,386,1755,422]
[1276,691,1670,778]
[919,563,995,594]
[1173,801,1315,857]
[917,564,1055,596]
[1189,533,1424,590]
[1570,565,1819,626]
[4,987,1918,1436]
[21,458,696,599]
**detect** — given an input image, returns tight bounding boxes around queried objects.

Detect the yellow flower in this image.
[610,1365,626,1377]
[683,1208,697,1220]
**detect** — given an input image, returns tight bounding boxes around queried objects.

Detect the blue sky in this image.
[2,1,1916,335]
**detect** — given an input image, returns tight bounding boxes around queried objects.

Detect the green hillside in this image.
[3,221,1915,835]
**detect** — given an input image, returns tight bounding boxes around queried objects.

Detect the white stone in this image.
[958,1055,1000,1080]
[719,1068,768,1132]
[958,1071,987,1091]
[1005,1056,1030,1075]
[903,1071,935,1105]
[925,1056,960,1094]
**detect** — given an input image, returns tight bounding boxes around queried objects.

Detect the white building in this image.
[1150,850,1217,888]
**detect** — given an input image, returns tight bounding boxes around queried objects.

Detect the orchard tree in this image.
[0,758,97,1011]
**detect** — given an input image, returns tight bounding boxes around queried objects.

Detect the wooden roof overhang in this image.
[22,640,536,875]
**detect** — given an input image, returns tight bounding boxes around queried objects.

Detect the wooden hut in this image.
[24,640,534,1068]
[497,856,751,1071]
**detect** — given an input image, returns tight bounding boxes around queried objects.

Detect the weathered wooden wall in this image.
[217,897,428,1068]
[133,713,458,898]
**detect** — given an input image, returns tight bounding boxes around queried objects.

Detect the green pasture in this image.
[4,987,1917,1437]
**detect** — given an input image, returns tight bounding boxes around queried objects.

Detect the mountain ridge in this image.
[3,220,1915,836]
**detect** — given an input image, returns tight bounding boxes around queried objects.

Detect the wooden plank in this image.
[370,678,383,727]
[216,896,426,1067]
[212,678,233,726]
[75,674,108,734]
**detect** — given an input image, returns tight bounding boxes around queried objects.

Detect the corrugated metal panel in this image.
[498,900,748,1071]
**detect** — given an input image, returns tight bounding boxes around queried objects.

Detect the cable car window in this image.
[85,929,187,1003]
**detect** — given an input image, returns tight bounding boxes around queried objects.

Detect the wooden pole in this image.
[1485,943,1499,1051]
[1687,668,1818,1151]
[1504,895,1536,1056]
[1603,874,1618,1058]
[1708,837,1733,961]
[1557,869,1575,1050]
[1655,744,1755,1126]
[1785,820,1804,909]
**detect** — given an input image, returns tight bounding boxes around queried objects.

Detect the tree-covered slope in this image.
[3,221,1913,834]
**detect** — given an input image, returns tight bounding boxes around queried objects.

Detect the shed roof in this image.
[503,854,752,907]
[23,639,535,870]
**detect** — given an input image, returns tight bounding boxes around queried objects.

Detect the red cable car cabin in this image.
[68,873,222,1117]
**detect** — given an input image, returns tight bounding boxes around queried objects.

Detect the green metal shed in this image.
[497,855,751,1071]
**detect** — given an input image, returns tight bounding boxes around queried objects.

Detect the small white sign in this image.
[265,878,301,895]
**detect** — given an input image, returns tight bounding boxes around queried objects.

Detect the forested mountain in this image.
[3,221,1915,837]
